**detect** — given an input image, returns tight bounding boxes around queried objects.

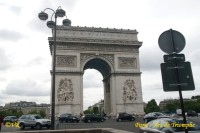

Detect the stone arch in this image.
[50,26,144,117]
[81,56,114,78]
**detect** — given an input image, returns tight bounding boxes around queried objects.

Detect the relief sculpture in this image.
[118,57,136,68]
[57,78,74,103]
[80,53,95,64]
[80,53,114,66]
[100,54,114,66]
[122,79,137,102]
[56,56,77,67]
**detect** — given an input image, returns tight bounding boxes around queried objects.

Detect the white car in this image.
[140,118,200,133]
[19,114,51,130]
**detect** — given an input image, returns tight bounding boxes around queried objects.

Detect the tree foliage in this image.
[93,107,99,114]
[165,100,179,113]
[28,109,38,114]
[84,109,93,114]
[191,95,200,99]
[28,109,47,118]
[39,109,46,118]
[83,107,100,114]
[144,99,160,113]
[0,109,24,118]
[161,97,200,113]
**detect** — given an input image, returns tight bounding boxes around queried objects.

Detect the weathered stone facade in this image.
[48,26,144,116]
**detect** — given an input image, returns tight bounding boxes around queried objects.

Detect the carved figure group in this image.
[123,79,137,102]
[57,78,74,102]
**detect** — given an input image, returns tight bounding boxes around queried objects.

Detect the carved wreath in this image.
[57,78,74,102]
[122,79,137,102]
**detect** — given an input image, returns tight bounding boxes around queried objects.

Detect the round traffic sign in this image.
[158,29,186,54]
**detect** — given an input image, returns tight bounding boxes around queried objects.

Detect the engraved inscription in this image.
[56,56,77,67]
[118,57,136,68]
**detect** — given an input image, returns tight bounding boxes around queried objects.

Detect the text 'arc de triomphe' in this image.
[48,26,144,116]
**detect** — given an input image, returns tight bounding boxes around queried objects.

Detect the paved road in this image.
[57,117,144,132]
[1,116,199,132]
[1,117,143,133]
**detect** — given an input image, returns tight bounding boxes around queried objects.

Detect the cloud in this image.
[0,2,21,14]
[140,47,163,71]
[83,69,103,89]
[187,49,200,67]
[2,79,50,96]
[0,48,11,70]
[0,29,25,42]
[8,6,21,14]
[26,57,47,66]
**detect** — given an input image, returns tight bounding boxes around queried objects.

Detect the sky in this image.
[0,0,200,110]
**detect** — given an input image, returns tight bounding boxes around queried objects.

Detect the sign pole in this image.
[170,29,188,133]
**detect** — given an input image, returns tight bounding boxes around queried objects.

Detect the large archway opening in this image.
[82,58,112,114]
[83,69,103,111]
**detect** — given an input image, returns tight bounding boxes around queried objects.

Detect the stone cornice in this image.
[54,28,139,42]
[50,70,141,76]
[56,26,138,34]
[103,72,141,81]
[48,26,142,54]
[112,72,142,75]
[50,70,84,75]
[49,38,141,54]
[49,37,142,45]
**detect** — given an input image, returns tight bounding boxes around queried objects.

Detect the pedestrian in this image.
[80,112,84,119]
[0,114,3,132]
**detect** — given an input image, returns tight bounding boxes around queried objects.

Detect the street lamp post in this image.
[38,6,71,130]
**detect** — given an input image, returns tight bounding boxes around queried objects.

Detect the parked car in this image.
[59,115,80,123]
[116,112,135,122]
[82,114,105,123]
[18,114,51,130]
[3,116,18,124]
[143,112,169,123]
[140,118,200,133]
[187,110,198,117]
[59,113,72,117]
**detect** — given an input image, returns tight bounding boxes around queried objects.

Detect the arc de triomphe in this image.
[48,26,144,116]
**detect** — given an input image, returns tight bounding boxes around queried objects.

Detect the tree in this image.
[16,110,24,118]
[0,109,24,118]
[84,109,93,114]
[165,103,177,113]
[191,95,200,99]
[93,107,99,114]
[145,99,160,113]
[163,98,200,113]
[39,110,46,118]
[28,109,47,118]
[28,109,38,114]
[164,100,179,113]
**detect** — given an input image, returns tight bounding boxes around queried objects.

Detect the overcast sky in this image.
[0,0,200,110]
